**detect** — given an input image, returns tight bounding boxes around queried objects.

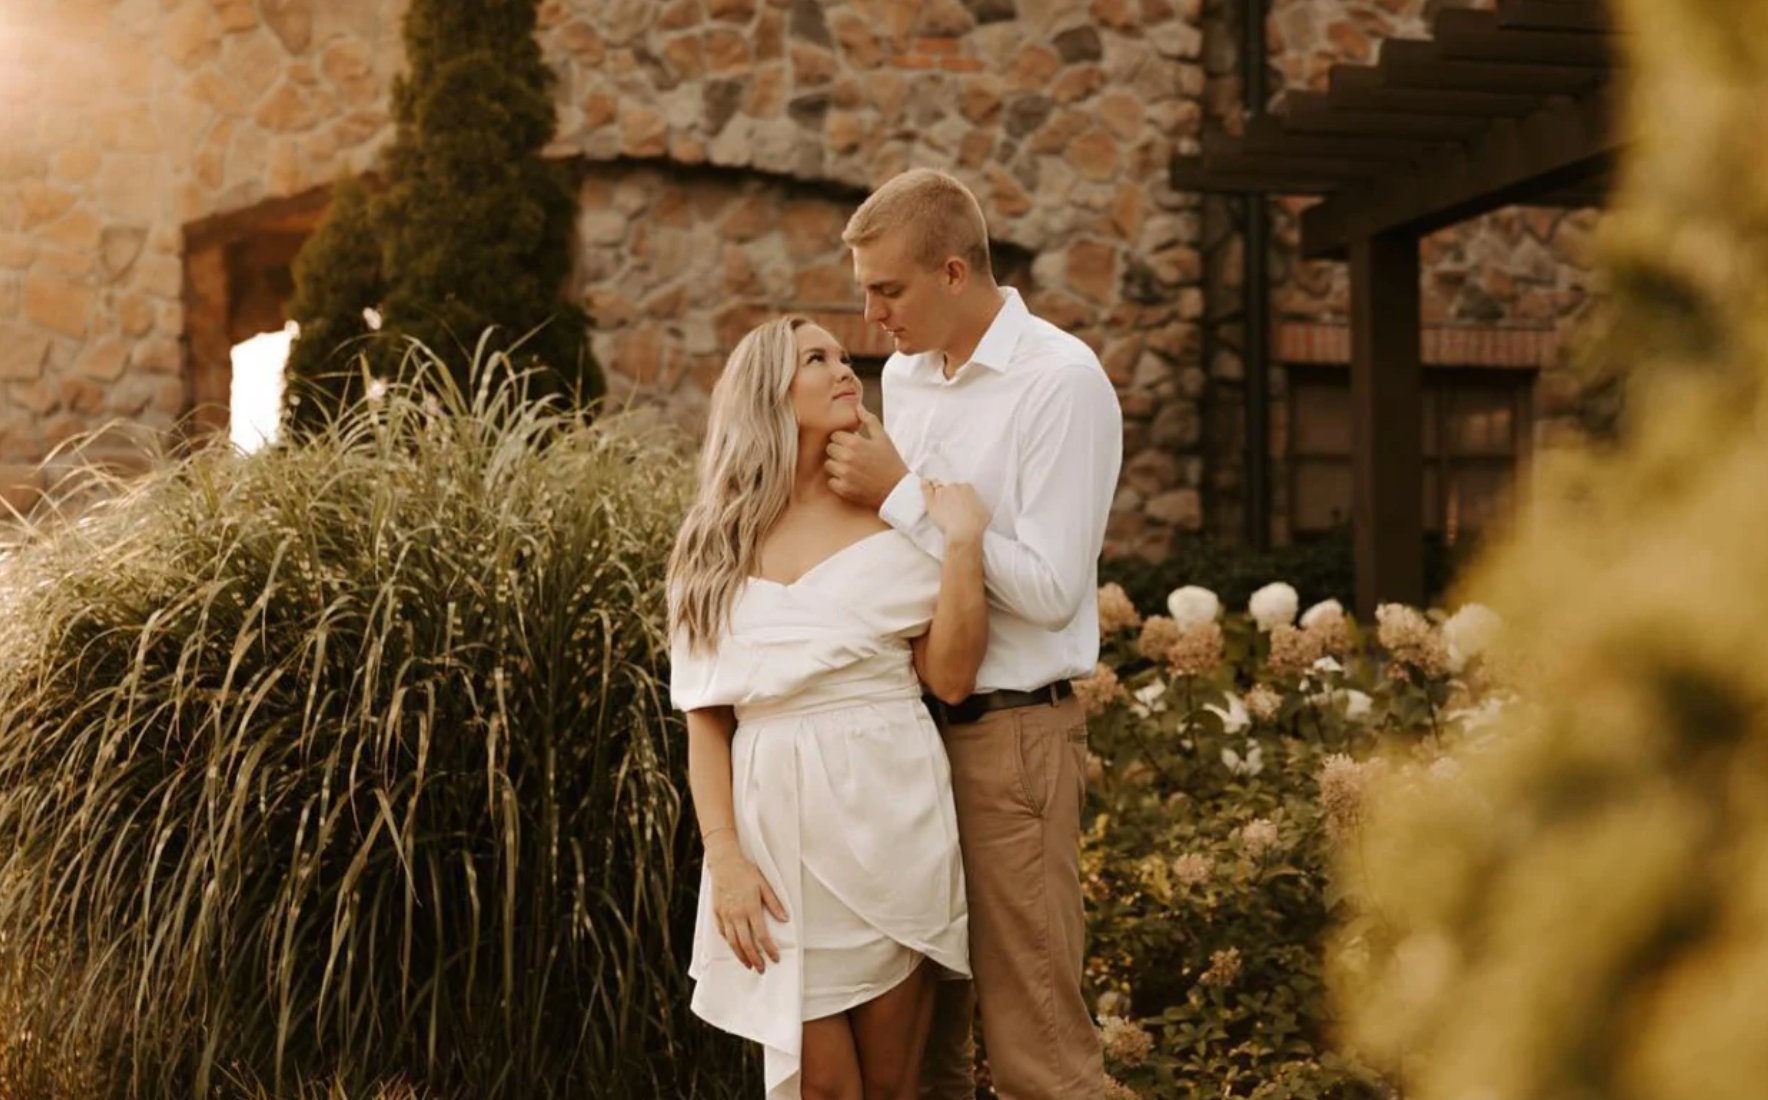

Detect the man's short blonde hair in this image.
[843,168,994,280]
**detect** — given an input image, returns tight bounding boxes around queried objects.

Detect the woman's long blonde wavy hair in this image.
[668,316,809,651]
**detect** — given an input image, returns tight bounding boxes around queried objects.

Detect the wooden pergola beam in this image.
[1205,156,1384,181]
[1167,0,1617,617]
[1282,92,1490,139]
[1528,177,1613,207]
[1433,8,1616,66]
[1168,158,1337,195]
[1496,0,1612,33]
[1377,40,1610,95]
[1202,132,1394,180]
[1242,114,1445,163]
[1300,90,1617,259]
[1329,66,1546,116]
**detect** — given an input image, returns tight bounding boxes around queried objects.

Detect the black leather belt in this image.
[923,680,1074,726]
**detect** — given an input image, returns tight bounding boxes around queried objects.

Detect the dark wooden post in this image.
[182,243,235,441]
[1349,229,1425,617]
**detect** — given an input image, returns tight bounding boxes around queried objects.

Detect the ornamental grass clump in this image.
[0,343,739,1099]
[1330,2,1768,1096]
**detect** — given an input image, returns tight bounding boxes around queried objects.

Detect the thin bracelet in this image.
[702,824,735,843]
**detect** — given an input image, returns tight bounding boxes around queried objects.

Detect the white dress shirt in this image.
[879,287,1124,694]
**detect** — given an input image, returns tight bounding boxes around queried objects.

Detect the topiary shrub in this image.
[284,177,384,422]
[285,0,599,434]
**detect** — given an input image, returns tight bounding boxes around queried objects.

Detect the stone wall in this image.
[549,0,1212,562]
[574,164,873,422]
[0,0,1608,558]
[0,0,404,510]
[2,0,1213,560]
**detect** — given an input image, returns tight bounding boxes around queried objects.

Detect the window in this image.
[1286,366,1534,543]
[229,322,298,454]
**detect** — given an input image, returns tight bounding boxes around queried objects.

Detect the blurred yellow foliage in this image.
[1331,2,1768,1097]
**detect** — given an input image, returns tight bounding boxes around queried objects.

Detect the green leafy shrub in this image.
[1078,584,1508,1099]
[0,345,739,1099]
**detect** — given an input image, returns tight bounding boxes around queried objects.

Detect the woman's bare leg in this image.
[802,1012,864,1100]
[849,961,938,1100]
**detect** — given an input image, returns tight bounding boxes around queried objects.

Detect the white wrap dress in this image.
[670,530,970,1100]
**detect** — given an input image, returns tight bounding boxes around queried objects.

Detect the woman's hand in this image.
[923,480,991,545]
[705,834,788,972]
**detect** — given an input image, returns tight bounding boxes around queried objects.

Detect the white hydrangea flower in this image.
[1221,739,1264,777]
[1239,817,1281,860]
[1098,1015,1154,1067]
[1165,585,1221,629]
[1096,989,1130,1017]
[1443,602,1503,672]
[1338,688,1373,720]
[1203,692,1250,735]
[1246,684,1283,722]
[1247,582,1299,631]
[1300,598,1345,630]
[1128,680,1168,719]
[1300,655,1344,693]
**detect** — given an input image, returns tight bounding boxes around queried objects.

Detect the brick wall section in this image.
[1276,323,1560,368]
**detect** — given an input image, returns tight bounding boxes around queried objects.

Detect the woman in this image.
[668,317,990,1100]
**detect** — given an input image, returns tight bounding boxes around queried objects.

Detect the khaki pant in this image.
[921,694,1104,1100]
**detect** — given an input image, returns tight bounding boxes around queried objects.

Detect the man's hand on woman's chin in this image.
[825,406,908,510]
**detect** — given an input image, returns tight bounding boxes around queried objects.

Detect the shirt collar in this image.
[967,286,1029,373]
[912,287,1029,378]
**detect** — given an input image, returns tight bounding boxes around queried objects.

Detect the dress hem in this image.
[802,952,926,1023]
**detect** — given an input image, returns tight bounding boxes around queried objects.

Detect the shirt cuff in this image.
[878,473,925,531]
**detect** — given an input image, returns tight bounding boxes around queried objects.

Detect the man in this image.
[825,167,1122,1100]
